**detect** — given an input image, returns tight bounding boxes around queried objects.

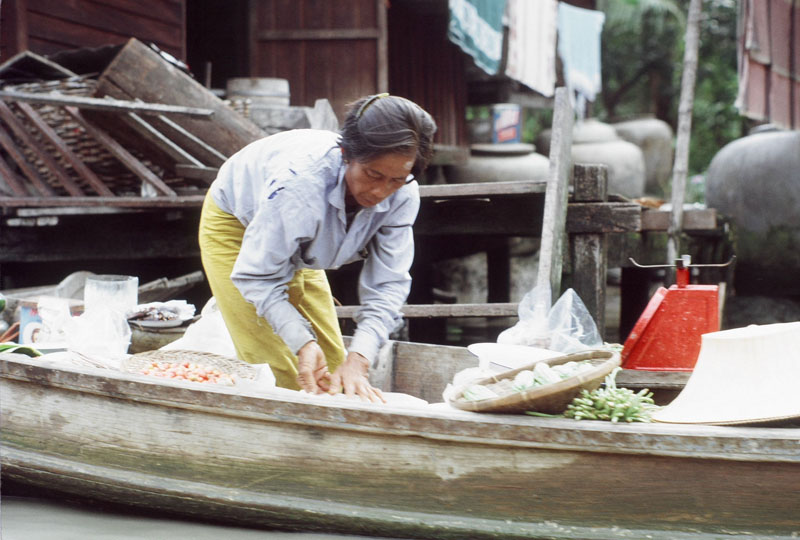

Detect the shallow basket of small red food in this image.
[122,349,257,385]
[447,349,621,414]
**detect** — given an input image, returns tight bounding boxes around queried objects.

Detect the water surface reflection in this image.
[1,496,399,540]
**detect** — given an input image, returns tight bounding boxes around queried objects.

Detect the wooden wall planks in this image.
[1,0,186,60]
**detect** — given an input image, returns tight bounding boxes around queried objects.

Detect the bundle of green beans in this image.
[562,367,659,422]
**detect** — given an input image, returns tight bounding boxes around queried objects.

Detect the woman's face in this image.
[344,151,416,208]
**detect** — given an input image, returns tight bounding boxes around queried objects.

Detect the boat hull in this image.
[2,351,799,539]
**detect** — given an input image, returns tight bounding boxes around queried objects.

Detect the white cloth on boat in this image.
[504,0,557,97]
[208,129,419,363]
[161,298,236,355]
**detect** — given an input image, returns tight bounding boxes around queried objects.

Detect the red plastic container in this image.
[621,272,720,371]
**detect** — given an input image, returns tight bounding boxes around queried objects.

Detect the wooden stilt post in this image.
[537,87,574,300]
[571,164,609,338]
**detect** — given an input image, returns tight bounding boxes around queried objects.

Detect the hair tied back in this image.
[356,92,390,119]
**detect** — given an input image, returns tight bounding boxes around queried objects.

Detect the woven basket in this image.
[447,349,621,415]
[123,349,257,381]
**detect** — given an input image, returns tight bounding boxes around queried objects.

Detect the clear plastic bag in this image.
[66,306,131,360]
[34,296,72,345]
[496,284,552,348]
[497,285,602,354]
[547,289,602,353]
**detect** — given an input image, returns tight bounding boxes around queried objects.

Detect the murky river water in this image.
[1,495,399,540]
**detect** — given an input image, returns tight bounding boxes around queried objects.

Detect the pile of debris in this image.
[0,38,336,207]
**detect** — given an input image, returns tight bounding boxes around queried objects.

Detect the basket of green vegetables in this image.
[447,349,620,414]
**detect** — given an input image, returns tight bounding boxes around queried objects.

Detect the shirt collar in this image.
[329,158,348,211]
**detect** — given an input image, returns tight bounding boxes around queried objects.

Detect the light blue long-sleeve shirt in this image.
[209,129,420,364]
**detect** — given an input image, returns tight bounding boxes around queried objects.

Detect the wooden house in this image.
[2,0,599,158]
[0,0,558,298]
[3,0,693,346]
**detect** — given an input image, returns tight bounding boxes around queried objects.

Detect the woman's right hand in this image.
[296,341,330,394]
[328,351,385,403]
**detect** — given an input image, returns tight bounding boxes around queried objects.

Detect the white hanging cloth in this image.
[504,0,558,97]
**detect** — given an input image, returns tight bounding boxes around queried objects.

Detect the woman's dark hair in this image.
[339,94,437,177]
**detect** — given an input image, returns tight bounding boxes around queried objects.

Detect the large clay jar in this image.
[706,130,800,295]
[443,143,550,184]
[536,119,646,198]
[612,117,674,197]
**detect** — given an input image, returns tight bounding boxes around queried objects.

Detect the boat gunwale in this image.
[3,353,799,463]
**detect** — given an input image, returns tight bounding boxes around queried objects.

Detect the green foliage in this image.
[597,0,683,120]
[597,0,744,176]
[523,108,553,143]
[685,0,744,174]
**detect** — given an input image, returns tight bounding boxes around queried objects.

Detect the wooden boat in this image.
[1,340,799,539]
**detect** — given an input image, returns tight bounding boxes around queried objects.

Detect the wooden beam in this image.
[566,202,642,233]
[572,163,608,202]
[0,51,76,79]
[0,90,215,118]
[616,369,690,390]
[0,101,85,196]
[0,123,55,196]
[13,101,115,197]
[257,29,381,41]
[3,0,29,55]
[150,115,227,167]
[641,208,717,231]
[174,165,218,183]
[667,0,703,263]
[64,106,177,197]
[419,180,547,199]
[121,112,205,167]
[376,0,389,93]
[336,303,519,319]
[0,196,205,208]
[536,87,573,298]
[0,211,202,262]
[570,164,609,337]
[0,155,29,196]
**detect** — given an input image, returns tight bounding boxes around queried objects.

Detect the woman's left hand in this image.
[296,341,331,394]
[329,352,386,403]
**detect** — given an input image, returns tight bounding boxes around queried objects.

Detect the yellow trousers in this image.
[198,196,346,389]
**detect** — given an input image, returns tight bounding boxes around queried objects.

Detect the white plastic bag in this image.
[161,298,236,358]
[497,286,602,354]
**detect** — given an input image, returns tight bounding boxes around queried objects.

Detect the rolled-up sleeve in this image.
[231,188,317,354]
[349,193,420,362]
